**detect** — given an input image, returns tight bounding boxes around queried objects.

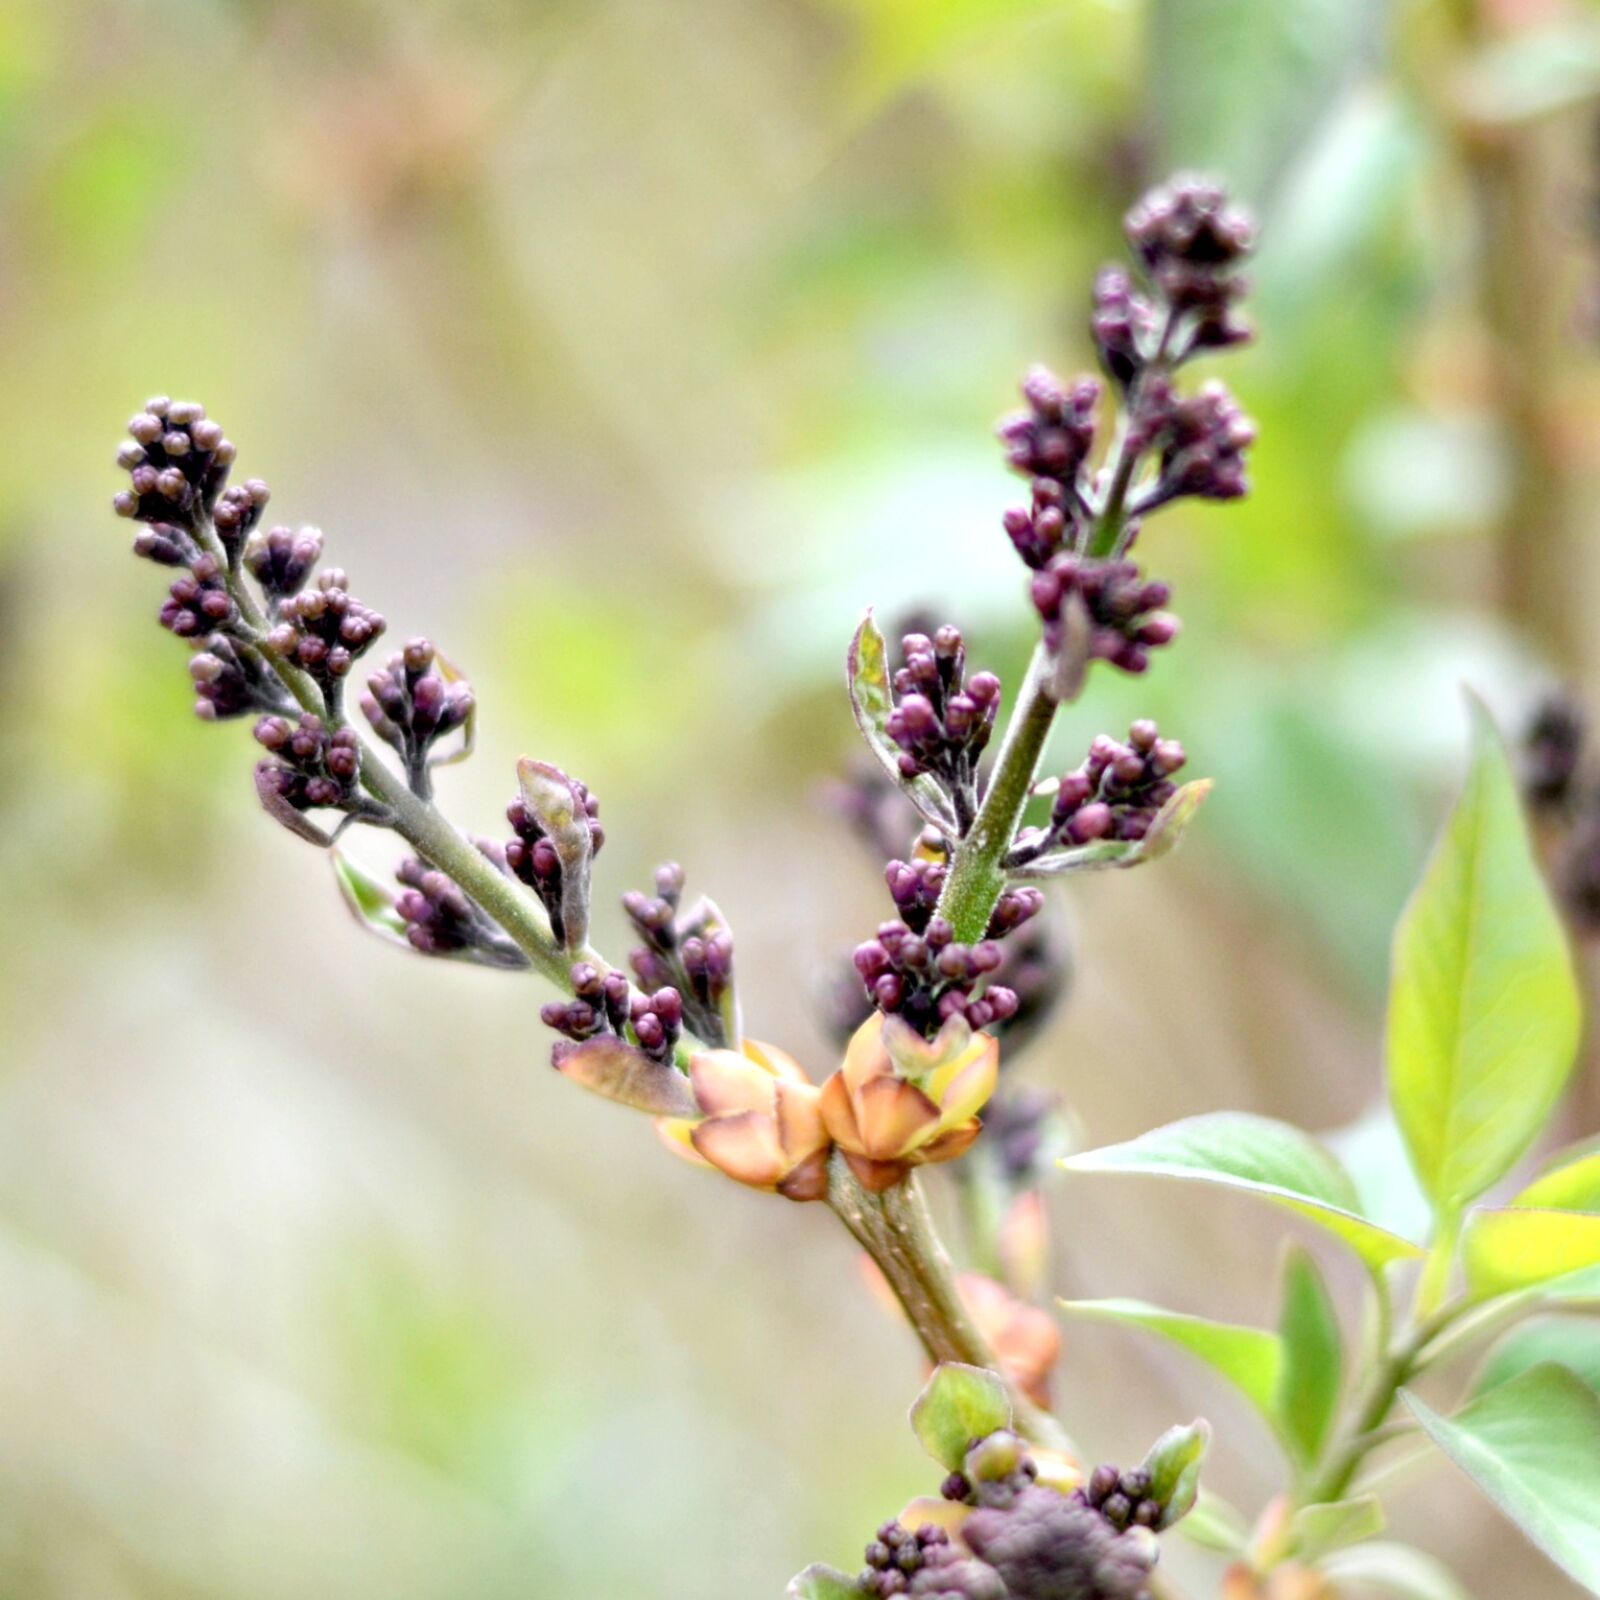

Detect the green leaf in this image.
[1175,1489,1250,1554]
[1318,1541,1471,1600]
[846,611,958,835]
[1290,1495,1384,1562]
[1276,1245,1343,1467]
[1139,1418,1210,1529]
[1061,1113,1422,1272]
[1012,781,1212,878]
[1461,1207,1600,1300]
[1405,1365,1600,1594]
[332,852,412,949]
[1385,696,1581,1215]
[909,1363,1011,1471]
[787,1564,859,1600]
[1059,1299,1282,1423]
[1475,1319,1600,1399]
[1513,1135,1600,1212]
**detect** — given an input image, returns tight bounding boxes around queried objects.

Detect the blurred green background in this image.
[4,0,1600,1594]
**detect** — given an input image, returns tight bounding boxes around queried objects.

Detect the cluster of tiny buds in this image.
[506,777,604,947]
[113,398,237,528]
[860,1523,953,1597]
[623,863,735,1047]
[542,962,683,1065]
[1012,722,1185,863]
[1123,176,1253,344]
[158,553,236,638]
[1136,378,1254,511]
[1080,1465,1161,1533]
[1028,556,1178,674]
[189,635,292,721]
[996,369,1099,493]
[253,713,361,812]
[243,524,322,602]
[887,628,1001,831]
[941,1433,1040,1512]
[266,569,387,698]
[854,916,1020,1037]
[361,638,474,793]
[212,480,272,560]
[389,853,526,967]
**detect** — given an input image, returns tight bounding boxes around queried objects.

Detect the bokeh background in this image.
[3,0,1600,1594]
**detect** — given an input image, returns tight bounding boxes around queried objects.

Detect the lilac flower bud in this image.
[243,524,322,602]
[360,637,475,795]
[1030,555,1178,675]
[158,553,236,638]
[113,399,237,527]
[505,771,604,949]
[963,1485,1156,1600]
[188,635,293,721]
[996,367,1100,486]
[1091,266,1157,389]
[131,522,198,567]
[252,712,364,820]
[1124,175,1255,334]
[860,1521,956,1598]
[621,863,736,1045]
[211,479,271,561]
[1142,381,1255,508]
[268,569,386,703]
[885,626,1002,834]
[1002,479,1075,571]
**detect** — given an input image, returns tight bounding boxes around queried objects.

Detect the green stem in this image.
[935,642,1059,943]
[828,1158,1073,1455]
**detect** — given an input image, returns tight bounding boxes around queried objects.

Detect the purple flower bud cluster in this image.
[243,524,323,604]
[211,480,272,562]
[962,1486,1156,1600]
[158,553,237,638]
[1011,722,1186,865]
[505,774,604,947]
[266,568,386,705]
[253,713,362,814]
[1124,176,1253,353]
[189,635,294,721]
[361,638,474,796]
[1136,379,1255,511]
[392,854,527,968]
[860,1522,963,1598]
[1002,479,1076,572]
[1080,1465,1161,1534]
[113,398,238,528]
[623,862,736,1047]
[996,368,1100,490]
[886,627,1002,832]
[854,878,1043,1040]
[1028,558,1177,674]
[542,961,684,1065]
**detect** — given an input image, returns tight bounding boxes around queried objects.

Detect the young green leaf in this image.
[1318,1541,1471,1600]
[846,611,959,835]
[1289,1495,1384,1562]
[1139,1418,1210,1529]
[1512,1134,1600,1211]
[787,1564,859,1600]
[1461,1207,1600,1300]
[516,759,595,951]
[1058,1299,1282,1423]
[1385,697,1581,1216]
[1404,1364,1600,1594]
[332,851,412,949]
[909,1363,1012,1471]
[1275,1245,1343,1467]
[1061,1113,1422,1272]
[1474,1318,1600,1398]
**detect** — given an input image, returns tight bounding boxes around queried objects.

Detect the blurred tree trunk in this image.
[1452,0,1600,1126]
